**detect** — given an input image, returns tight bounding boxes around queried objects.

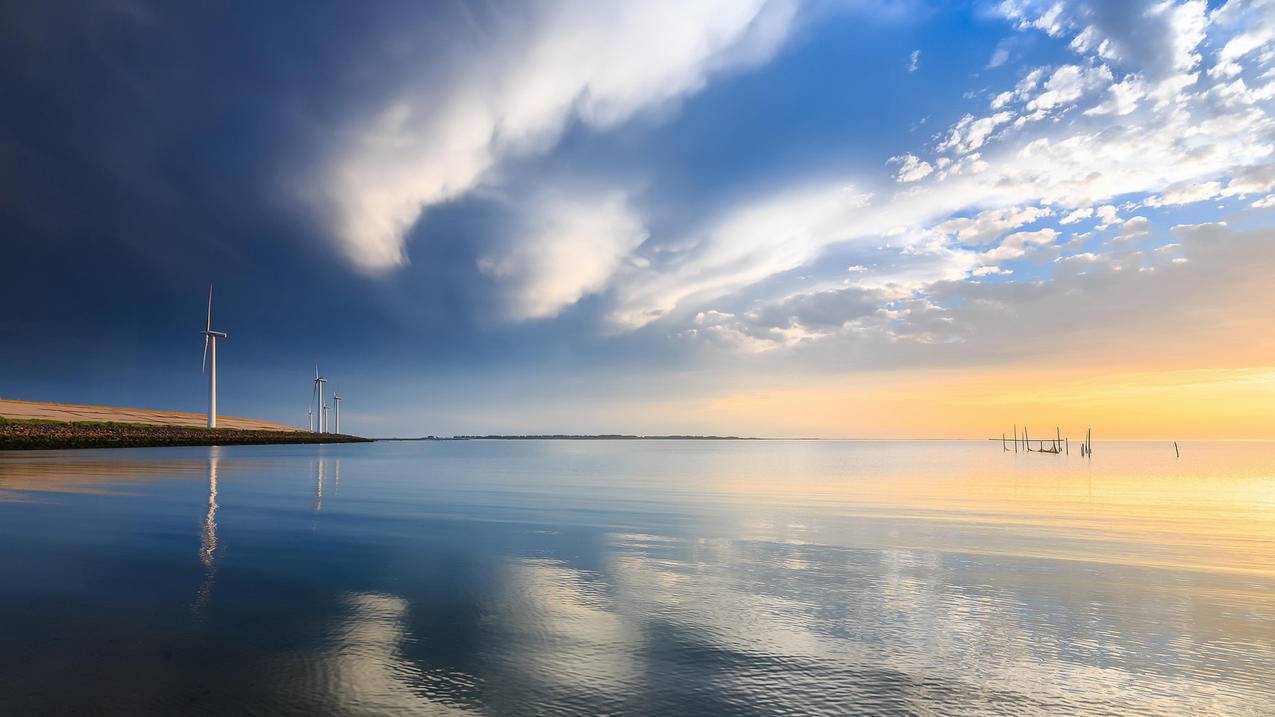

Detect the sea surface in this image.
[1,440,1273,716]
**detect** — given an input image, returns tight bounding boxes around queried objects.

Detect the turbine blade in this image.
[202,335,209,373]
[206,283,213,332]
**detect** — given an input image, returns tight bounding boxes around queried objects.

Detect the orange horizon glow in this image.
[652,365,1275,440]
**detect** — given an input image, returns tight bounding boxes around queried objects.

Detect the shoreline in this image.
[0,417,371,451]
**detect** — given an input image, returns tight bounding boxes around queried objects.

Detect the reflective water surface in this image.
[1,440,1273,715]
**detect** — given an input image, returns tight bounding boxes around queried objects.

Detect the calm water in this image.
[1,440,1273,716]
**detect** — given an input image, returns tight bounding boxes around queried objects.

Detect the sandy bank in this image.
[0,398,300,432]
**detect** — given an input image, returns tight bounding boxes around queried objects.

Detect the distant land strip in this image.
[384,434,763,441]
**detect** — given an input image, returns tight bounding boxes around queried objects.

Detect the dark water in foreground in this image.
[1,440,1273,715]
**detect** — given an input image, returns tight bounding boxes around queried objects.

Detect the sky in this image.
[3,0,1275,438]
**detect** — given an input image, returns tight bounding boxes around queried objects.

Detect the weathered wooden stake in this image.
[1174,441,1180,458]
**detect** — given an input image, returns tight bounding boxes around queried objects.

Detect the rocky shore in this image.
[0,418,372,450]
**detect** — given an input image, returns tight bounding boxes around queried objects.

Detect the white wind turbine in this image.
[332,393,342,434]
[312,366,327,433]
[201,284,229,428]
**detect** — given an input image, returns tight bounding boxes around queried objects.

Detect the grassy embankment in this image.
[0,416,372,450]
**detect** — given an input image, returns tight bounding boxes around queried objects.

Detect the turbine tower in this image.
[332,394,342,434]
[201,284,229,428]
[307,407,314,432]
[312,366,327,433]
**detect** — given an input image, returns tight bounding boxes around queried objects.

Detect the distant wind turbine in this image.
[201,284,229,428]
[312,366,327,433]
[332,393,342,434]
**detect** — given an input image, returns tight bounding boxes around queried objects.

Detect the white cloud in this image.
[1112,215,1151,242]
[977,227,1059,263]
[889,153,934,182]
[307,0,1275,348]
[477,194,648,320]
[938,111,1015,155]
[908,49,921,72]
[311,0,800,272]
[1145,181,1223,207]
[933,206,1052,245]
[1060,206,1093,224]
[607,184,880,329]
[1026,64,1113,111]
[1095,205,1122,229]
[610,1,1275,344]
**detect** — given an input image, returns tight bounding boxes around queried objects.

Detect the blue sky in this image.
[3,0,1275,437]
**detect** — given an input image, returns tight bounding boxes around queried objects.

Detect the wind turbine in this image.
[332,393,342,434]
[201,284,229,428]
[312,366,327,433]
[307,406,314,432]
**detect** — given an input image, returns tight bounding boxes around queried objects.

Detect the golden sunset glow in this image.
[673,366,1275,439]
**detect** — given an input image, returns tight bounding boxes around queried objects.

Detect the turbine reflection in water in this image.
[314,454,326,515]
[193,446,220,613]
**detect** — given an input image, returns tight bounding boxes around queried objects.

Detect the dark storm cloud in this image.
[0,1,510,353]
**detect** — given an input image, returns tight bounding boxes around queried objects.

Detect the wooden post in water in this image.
[1014,424,1018,453]
[1065,437,1069,455]
[1174,441,1180,458]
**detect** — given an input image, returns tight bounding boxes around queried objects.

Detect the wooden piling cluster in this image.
[995,426,1092,457]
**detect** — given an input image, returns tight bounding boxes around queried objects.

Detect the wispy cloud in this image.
[310,0,800,273]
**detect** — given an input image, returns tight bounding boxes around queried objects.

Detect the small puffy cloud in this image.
[889,153,934,182]
[1085,75,1147,116]
[1026,64,1113,112]
[1113,215,1151,242]
[1096,205,1123,229]
[977,227,1059,263]
[908,49,921,72]
[998,0,1070,37]
[938,111,1015,154]
[933,205,1052,245]
[1252,194,1275,209]
[1060,206,1094,224]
